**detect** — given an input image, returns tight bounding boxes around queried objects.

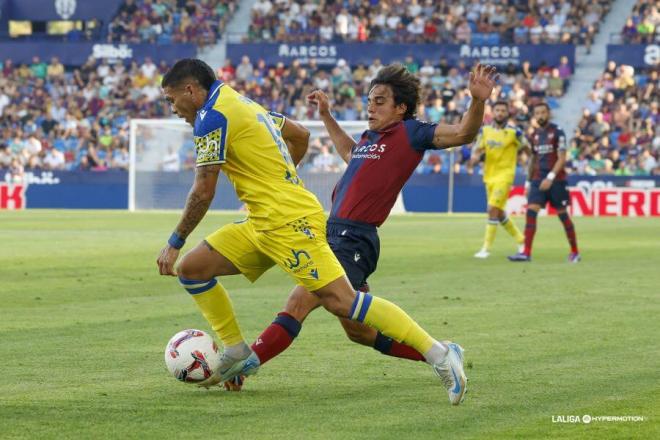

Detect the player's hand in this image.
[468,64,499,102]
[306,90,331,117]
[539,178,552,191]
[157,244,179,276]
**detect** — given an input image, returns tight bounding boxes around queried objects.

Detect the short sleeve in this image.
[403,119,438,151]
[515,127,524,142]
[514,127,525,149]
[269,111,286,131]
[556,127,567,151]
[194,109,228,166]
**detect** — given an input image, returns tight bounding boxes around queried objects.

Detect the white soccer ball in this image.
[165,329,221,383]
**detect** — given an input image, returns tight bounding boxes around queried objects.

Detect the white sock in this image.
[223,341,251,360]
[423,340,449,365]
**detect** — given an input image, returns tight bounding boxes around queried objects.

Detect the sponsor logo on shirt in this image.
[352,143,387,159]
[535,143,555,155]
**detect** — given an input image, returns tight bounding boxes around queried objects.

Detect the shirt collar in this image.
[203,80,224,107]
[366,120,401,137]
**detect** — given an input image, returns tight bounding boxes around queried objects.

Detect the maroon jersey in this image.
[330,119,438,226]
[529,122,567,181]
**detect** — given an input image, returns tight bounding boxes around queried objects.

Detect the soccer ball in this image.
[164,329,221,383]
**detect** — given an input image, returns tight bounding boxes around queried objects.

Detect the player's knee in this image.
[176,256,201,280]
[284,290,320,323]
[177,255,215,293]
[319,293,351,317]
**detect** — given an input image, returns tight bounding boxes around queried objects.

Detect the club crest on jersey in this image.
[194,128,223,164]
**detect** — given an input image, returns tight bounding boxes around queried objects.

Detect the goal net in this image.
[128,118,380,212]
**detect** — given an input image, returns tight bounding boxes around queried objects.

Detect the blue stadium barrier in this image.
[227,43,575,69]
[0,42,196,65]
[3,171,659,217]
[607,44,659,68]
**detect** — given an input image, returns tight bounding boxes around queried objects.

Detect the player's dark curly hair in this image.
[493,100,509,110]
[162,58,216,91]
[532,101,550,111]
[369,64,421,120]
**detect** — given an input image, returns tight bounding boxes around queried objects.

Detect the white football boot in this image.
[432,342,467,405]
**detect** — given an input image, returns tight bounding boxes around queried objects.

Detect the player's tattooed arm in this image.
[175,164,221,238]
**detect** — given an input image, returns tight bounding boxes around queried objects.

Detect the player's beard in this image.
[494,117,507,127]
[537,118,548,127]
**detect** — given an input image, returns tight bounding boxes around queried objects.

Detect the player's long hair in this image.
[162,58,216,91]
[369,64,421,120]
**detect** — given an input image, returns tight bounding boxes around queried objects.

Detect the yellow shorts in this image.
[485,181,513,210]
[205,211,345,292]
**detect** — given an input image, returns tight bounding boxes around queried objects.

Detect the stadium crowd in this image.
[247,0,612,50]
[621,0,659,44]
[0,56,171,179]
[106,0,238,47]
[570,62,659,176]
[2,53,657,177]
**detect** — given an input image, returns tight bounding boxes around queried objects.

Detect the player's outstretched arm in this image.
[156,164,221,276]
[432,64,498,149]
[467,129,484,173]
[280,117,311,167]
[468,145,483,173]
[307,90,355,164]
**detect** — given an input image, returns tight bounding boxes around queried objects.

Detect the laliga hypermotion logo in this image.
[55,0,77,20]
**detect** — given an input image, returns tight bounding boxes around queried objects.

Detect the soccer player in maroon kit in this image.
[508,102,581,262]
[224,63,498,395]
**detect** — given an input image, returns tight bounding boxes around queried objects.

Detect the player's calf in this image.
[339,318,377,346]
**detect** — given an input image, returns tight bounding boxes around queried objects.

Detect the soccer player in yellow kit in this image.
[469,101,529,258]
[155,59,496,404]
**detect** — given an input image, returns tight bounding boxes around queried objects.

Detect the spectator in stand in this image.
[570,62,658,176]
[43,147,66,170]
[622,0,659,43]
[235,56,254,82]
[311,145,339,173]
[247,0,613,45]
[161,147,181,172]
[107,0,237,46]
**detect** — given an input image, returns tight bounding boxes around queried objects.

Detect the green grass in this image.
[0,210,658,439]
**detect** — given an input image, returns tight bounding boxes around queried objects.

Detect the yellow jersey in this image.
[474,123,526,184]
[193,81,322,231]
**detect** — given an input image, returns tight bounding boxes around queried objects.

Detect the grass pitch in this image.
[1,210,658,439]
